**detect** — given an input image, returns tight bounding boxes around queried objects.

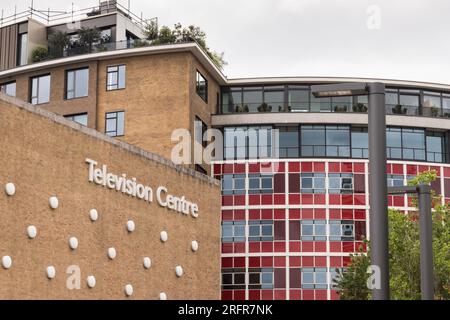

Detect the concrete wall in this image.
[0,94,221,299]
[27,19,48,65]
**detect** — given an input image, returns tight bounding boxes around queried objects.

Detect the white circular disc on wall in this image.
[87,275,96,288]
[27,225,37,239]
[107,247,117,260]
[159,292,167,300]
[160,231,168,242]
[5,183,15,196]
[143,257,151,269]
[191,240,199,252]
[1,256,12,269]
[175,265,183,277]
[69,237,79,250]
[124,284,133,296]
[46,266,56,279]
[126,220,135,232]
[89,209,98,221]
[49,196,59,209]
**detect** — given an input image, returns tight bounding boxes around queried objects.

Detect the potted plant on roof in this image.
[392,104,407,115]
[430,106,440,117]
[352,103,368,113]
[235,104,249,113]
[48,31,70,58]
[257,103,272,112]
[78,27,101,53]
[333,105,347,112]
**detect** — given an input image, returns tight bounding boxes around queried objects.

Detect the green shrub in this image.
[31,45,49,62]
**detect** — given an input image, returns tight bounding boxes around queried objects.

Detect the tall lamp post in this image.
[311,82,389,300]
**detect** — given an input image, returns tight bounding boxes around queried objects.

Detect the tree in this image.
[31,45,49,62]
[78,27,101,53]
[48,31,70,58]
[334,170,450,300]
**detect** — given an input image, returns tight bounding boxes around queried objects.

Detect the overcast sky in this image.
[7,0,450,84]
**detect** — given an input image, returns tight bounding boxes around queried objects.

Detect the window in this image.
[107,65,126,90]
[426,131,446,163]
[248,174,273,194]
[221,174,245,195]
[264,86,284,112]
[194,116,208,149]
[332,96,352,112]
[64,113,88,126]
[196,71,208,102]
[300,173,325,194]
[248,220,273,242]
[30,74,51,105]
[301,125,350,157]
[222,268,246,290]
[330,220,355,241]
[387,174,404,187]
[329,173,353,194]
[221,221,245,243]
[105,111,125,137]
[351,127,368,158]
[17,32,28,66]
[278,126,299,158]
[423,94,442,117]
[66,68,89,99]
[248,268,273,289]
[302,268,327,289]
[386,127,425,160]
[224,126,272,160]
[310,93,331,112]
[301,220,326,241]
[288,86,309,112]
[0,82,16,97]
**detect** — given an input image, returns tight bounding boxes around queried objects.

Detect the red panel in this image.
[301,162,313,172]
[249,242,260,253]
[353,162,365,173]
[354,195,366,205]
[330,256,342,267]
[248,290,261,300]
[277,162,285,172]
[289,194,301,204]
[354,210,366,220]
[303,290,314,300]
[261,242,273,252]
[222,210,233,221]
[249,257,261,268]
[289,209,301,220]
[313,162,325,172]
[301,194,313,205]
[274,242,286,252]
[329,194,340,205]
[262,256,274,267]
[234,257,245,268]
[274,256,286,267]
[234,163,245,173]
[314,194,326,204]
[260,162,274,174]
[342,242,355,252]
[222,257,233,268]
[302,256,314,267]
[302,242,314,252]
[261,290,273,300]
[213,164,222,175]
[234,210,245,220]
[315,290,328,300]
[430,166,440,176]
[223,164,233,174]
[302,209,314,219]
[222,196,233,206]
[314,242,326,252]
[444,167,450,178]
[406,165,417,175]
[249,195,260,205]
[234,243,245,253]
[274,194,285,205]
[249,209,260,220]
[290,290,301,300]
[386,164,392,174]
[315,256,327,266]
[274,290,286,300]
[342,209,353,219]
[329,209,341,219]
[418,165,429,173]
[329,162,340,172]
[289,242,301,252]
[289,256,301,267]
[261,194,273,205]
[234,290,245,300]
[331,290,340,300]
[343,257,352,267]
[393,195,405,207]
[341,162,353,173]
[221,290,232,300]
[289,162,300,172]
[388,196,393,207]
[222,243,233,254]
[248,163,260,173]
[330,242,341,252]
[342,195,353,205]
[314,209,326,219]
[392,164,403,174]
[261,209,273,219]
[274,209,285,219]
[234,195,245,206]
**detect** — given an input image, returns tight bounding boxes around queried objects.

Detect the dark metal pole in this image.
[417,184,434,300]
[367,82,390,300]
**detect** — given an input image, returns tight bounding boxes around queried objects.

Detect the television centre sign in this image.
[85,158,199,218]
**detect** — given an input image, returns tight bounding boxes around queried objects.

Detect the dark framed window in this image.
[301,125,350,157]
[329,173,353,194]
[221,221,245,243]
[17,32,28,66]
[330,220,355,241]
[301,220,326,241]
[248,174,273,194]
[248,268,274,289]
[222,268,246,290]
[351,127,368,158]
[302,267,327,289]
[387,127,425,161]
[222,174,245,195]
[278,126,299,158]
[64,113,88,126]
[0,81,16,97]
[30,74,51,105]
[248,220,274,242]
[300,173,326,194]
[196,70,208,102]
[66,68,89,99]
[194,116,208,149]
[105,111,125,137]
[426,131,446,163]
[224,126,272,160]
[107,65,126,90]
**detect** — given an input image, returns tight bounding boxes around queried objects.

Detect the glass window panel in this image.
[116,111,125,135]
[424,95,441,108]
[118,65,126,89]
[288,89,309,112]
[399,94,419,107]
[38,75,51,104]
[75,69,89,98]
[106,118,116,133]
